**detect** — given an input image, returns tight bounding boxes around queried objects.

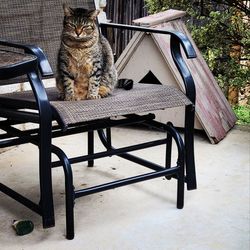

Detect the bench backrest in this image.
[0,0,95,76]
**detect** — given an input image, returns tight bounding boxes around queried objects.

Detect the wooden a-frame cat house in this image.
[115,10,236,144]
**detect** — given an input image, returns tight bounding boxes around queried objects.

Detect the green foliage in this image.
[145,0,193,14]
[144,0,250,91]
[233,105,250,124]
[191,9,250,89]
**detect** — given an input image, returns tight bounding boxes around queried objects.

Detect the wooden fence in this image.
[106,0,147,59]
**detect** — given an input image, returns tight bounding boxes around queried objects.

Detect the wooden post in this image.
[95,0,108,23]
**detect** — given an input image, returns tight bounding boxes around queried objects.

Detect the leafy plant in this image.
[191,9,250,90]
[233,105,250,124]
[144,0,250,92]
[145,0,250,123]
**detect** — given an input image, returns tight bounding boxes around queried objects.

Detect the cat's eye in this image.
[84,25,93,30]
[67,22,76,28]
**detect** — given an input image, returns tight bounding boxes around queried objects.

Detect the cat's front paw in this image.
[99,86,111,98]
[64,94,76,101]
[87,94,101,100]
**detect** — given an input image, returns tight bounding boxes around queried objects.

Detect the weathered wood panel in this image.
[106,0,147,59]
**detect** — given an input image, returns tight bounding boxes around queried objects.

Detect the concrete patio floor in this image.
[0,126,249,250]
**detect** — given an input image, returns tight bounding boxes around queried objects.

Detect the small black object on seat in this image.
[117,78,134,90]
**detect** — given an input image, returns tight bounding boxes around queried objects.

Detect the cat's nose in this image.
[75,27,82,37]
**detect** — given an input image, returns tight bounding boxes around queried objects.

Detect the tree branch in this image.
[211,0,250,16]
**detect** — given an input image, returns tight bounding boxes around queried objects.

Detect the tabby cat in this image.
[56,4,117,101]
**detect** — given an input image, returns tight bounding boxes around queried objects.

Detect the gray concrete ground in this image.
[0,126,249,250]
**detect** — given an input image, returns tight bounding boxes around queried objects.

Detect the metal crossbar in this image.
[49,121,185,240]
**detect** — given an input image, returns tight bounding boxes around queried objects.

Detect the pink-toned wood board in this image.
[133,9,186,27]
[133,12,236,143]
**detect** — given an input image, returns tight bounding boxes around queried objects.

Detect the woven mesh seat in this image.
[0,50,36,68]
[2,84,191,128]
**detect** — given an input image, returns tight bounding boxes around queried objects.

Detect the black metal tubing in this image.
[99,23,196,59]
[87,131,94,167]
[0,183,41,215]
[170,35,196,104]
[52,137,169,168]
[0,55,38,80]
[48,117,185,239]
[0,104,186,239]
[100,22,197,190]
[145,118,194,187]
[0,120,39,148]
[1,40,55,228]
[27,71,55,228]
[0,96,38,109]
[97,123,185,209]
[184,105,196,190]
[98,123,185,170]
[0,114,186,184]
[0,108,40,123]
[47,118,184,239]
[0,39,53,77]
[166,129,172,169]
[1,121,73,236]
[51,145,74,240]
[170,36,197,189]
[73,124,184,201]
[106,128,112,150]
[127,114,196,190]
[75,167,179,198]
[0,134,35,148]
[0,114,155,148]
[97,129,163,171]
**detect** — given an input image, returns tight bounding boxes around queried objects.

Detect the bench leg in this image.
[52,145,75,239]
[184,104,197,190]
[88,131,94,167]
[39,139,55,228]
[177,156,185,209]
[28,71,55,228]
[63,156,74,240]
[166,122,185,209]
[165,130,172,180]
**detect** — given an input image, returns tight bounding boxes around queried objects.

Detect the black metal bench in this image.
[0,0,197,239]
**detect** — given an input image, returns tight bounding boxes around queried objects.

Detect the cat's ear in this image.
[88,9,100,20]
[63,3,73,17]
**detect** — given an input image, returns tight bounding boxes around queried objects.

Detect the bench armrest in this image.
[0,39,53,77]
[99,22,196,104]
[100,22,196,59]
[0,40,52,122]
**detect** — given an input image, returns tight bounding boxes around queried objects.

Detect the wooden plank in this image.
[151,19,236,143]
[115,32,145,74]
[106,0,147,58]
[133,9,186,27]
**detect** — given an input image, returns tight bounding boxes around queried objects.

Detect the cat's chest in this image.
[67,48,100,76]
[70,49,90,63]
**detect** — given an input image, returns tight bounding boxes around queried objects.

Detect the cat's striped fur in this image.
[56,4,117,101]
